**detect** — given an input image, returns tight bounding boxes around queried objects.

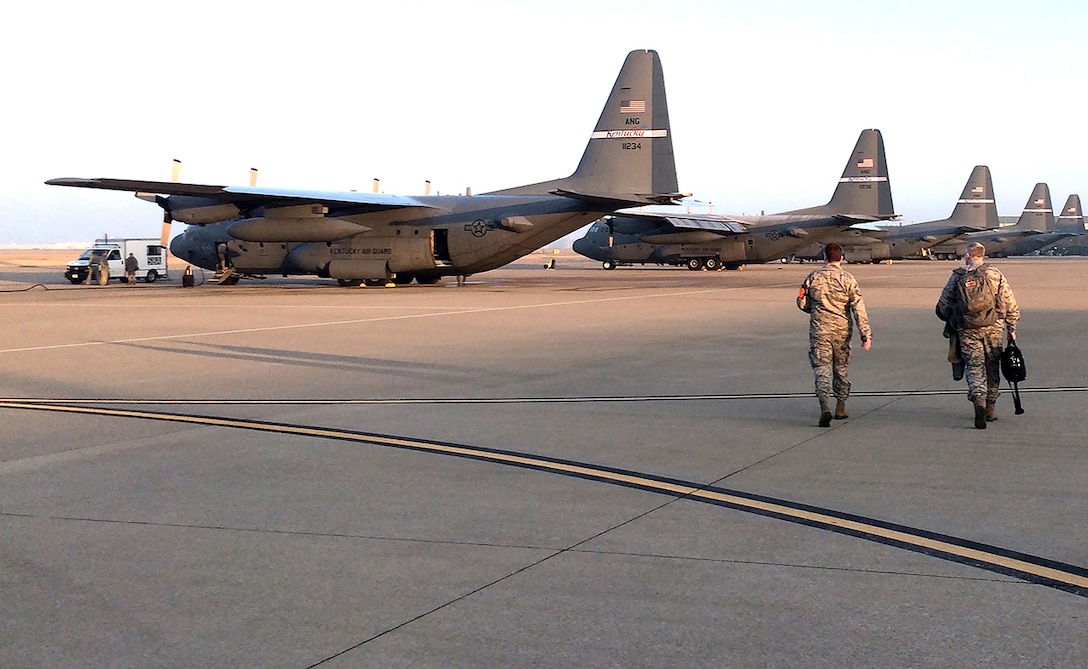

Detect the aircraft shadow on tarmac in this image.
[110,340,471,382]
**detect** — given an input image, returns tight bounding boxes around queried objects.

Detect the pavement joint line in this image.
[2,399,1087,598]
[0,509,1018,586]
[1,386,1083,405]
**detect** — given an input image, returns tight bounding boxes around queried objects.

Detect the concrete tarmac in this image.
[2,256,1086,668]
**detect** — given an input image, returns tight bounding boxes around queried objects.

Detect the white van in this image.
[65,238,170,284]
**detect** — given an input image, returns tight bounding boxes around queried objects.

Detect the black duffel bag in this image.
[1000,340,1026,414]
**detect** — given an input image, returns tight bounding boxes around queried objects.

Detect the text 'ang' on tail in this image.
[947,165,999,230]
[780,128,894,221]
[495,49,681,206]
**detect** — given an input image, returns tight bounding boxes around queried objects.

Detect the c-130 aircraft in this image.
[48,50,683,286]
[571,129,897,270]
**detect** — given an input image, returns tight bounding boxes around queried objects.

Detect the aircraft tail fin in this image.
[947,165,999,230]
[779,129,895,219]
[1014,183,1054,232]
[1056,194,1084,233]
[492,50,682,205]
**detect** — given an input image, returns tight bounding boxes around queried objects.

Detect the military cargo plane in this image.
[570,128,896,270]
[931,183,1063,259]
[793,165,1000,263]
[990,193,1080,257]
[47,50,682,286]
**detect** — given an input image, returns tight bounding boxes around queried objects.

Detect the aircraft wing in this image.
[45,178,440,215]
[660,216,749,234]
[637,216,750,243]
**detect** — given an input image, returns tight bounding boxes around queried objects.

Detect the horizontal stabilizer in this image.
[551,188,685,207]
[834,213,900,223]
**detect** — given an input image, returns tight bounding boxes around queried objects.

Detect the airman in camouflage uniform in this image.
[936,242,1019,429]
[798,243,872,427]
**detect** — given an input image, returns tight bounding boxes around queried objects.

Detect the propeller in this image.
[158,158,181,247]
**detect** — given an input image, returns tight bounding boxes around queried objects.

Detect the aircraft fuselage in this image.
[572,214,851,268]
[170,194,603,281]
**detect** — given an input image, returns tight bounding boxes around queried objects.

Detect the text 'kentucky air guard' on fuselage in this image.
[47,50,683,286]
[571,128,897,270]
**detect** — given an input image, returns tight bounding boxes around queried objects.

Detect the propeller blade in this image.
[161,159,181,247]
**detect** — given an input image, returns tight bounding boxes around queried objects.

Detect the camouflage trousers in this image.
[959,326,1003,404]
[809,334,852,403]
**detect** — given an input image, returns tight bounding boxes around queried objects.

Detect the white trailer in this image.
[65,238,170,284]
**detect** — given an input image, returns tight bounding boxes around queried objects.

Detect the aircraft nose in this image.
[572,237,601,260]
[168,233,191,260]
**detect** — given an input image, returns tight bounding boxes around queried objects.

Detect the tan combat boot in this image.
[819,398,833,428]
[985,400,998,422]
[834,400,848,420]
[974,400,987,430]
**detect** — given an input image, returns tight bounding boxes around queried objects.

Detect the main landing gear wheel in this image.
[685,258,702,271]
[703,257,721,271]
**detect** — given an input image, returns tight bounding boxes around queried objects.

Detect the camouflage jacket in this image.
[935,263,1020,335]
[799,264,872,341]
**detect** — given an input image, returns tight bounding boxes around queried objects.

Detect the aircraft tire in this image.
[703,257,721,271]
[685,258,702,271]
[337,278,358,287]
[602,261,617,270]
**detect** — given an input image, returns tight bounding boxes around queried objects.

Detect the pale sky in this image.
[2,0,1084,245]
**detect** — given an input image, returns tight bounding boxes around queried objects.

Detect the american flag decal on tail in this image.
[620,100,646,114]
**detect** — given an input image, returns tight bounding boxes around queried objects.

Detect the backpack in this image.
[957,266,999,329]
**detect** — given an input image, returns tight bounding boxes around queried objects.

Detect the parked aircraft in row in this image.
[571,128,897,270]
[925,183,1075,259]
[48,50,683,286]
[791,165,999,262]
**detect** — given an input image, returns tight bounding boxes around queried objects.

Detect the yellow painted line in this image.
[3,400,1087,596]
